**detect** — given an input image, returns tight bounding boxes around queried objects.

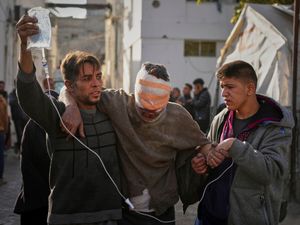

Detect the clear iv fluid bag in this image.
[27,7,51,49]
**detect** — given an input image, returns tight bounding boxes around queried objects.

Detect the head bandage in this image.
[135,65,172,111]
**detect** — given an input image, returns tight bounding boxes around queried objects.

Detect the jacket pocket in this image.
[260,195,270,225]
[230,188,269,225]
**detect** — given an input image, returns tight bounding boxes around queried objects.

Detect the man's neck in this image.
[235,97,260,119]
[78,103,97,111]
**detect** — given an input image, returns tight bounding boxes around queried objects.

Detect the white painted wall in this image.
[122,0,143,92]
[0,18,6,82]
[123,0,235,102]
[0,0,18,92]
[50,12,106,77]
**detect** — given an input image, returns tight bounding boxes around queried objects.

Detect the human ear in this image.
[65,80,74,92]
[247,82,256,96]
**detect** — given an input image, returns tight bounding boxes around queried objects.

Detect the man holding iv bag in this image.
[16,10,123,225]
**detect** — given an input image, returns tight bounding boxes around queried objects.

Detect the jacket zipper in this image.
[260,195,270,225]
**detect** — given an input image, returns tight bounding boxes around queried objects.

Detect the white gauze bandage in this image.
[134,65,172,111]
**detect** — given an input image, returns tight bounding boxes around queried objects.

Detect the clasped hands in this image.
[191,138,235,174]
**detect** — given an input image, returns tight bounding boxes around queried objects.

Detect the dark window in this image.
[184,40,199,56]
[200,41,216,57]
[184,40,216,57]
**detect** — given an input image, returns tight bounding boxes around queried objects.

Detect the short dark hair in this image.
[143,62,170,82]
[61,51,101,82]
[217,60,257,87]
[193,78,204,86]
[0,81,5,85]
[185,83,192,89]
[173,87,180,92]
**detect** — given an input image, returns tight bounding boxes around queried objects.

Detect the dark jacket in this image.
[9,89,28,122]
[175,149,208,213]
[178,95,193,116]
[14,91,58,214]
[191,88,211,122]
[14,120,50,213]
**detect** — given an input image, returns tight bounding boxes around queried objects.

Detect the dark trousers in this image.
[118,207,175,225]
[20,207,48,225]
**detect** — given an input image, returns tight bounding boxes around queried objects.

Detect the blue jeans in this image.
[0,133,5,178]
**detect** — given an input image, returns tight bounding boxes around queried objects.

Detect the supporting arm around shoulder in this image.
[59,86,85,138]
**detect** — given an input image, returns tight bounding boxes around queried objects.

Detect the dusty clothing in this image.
[0,95,8,133]
[200,95,294,225]
[98,89,210,215]
[17,68,122,225]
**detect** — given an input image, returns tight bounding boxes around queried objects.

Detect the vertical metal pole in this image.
[291,0,299,198]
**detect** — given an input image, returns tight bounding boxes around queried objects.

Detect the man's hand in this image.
[207,138,236,168]
[216,138,235,156]
[16,14,39,46]
[206,148,226,168]
[16,13,39,74]
[61,104,85,139]
[59,87,85,138]
[191,152,208,175]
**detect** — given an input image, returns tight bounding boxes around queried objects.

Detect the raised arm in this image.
[16,14,64,134]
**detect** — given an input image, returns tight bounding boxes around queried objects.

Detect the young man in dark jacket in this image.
[192,78,211,133]
[192,60,294,225]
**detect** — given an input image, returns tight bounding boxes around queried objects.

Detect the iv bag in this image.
[27,7,51,49]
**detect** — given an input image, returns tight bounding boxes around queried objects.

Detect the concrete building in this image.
[105,0,124,89]
[0,0,18,92]
[49,0,107,91]
[108,0,236,101]
[0,0,47,92]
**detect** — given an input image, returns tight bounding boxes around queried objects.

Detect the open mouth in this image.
[91,91,100,97]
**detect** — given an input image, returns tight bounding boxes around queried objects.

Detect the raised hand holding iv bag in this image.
[27,7,51,49]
